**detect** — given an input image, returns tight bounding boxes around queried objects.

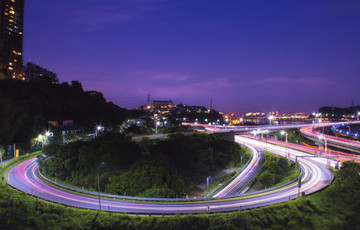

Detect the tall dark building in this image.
[0,0,25,79]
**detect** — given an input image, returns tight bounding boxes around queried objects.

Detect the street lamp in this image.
[316,113,322,123]
[97,162,105,210]
[319,135,330,166]
[38,134,44,149]
[95,125,104,137]
[264,130,269,151]
[206,176,211,195]
[155,121,160,137]
[45,131,53,137]
[281,130,288,158]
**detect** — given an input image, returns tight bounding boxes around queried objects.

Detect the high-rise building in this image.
[25,62,59,84]
[0,0,25,79]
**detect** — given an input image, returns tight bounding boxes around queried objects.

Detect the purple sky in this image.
[23,0,360,114]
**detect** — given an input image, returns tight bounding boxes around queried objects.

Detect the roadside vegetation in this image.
[275,129,316,146]
[248,152,297,192]
[121,119,194,137]
[1,155,359,229]
[38,133,246,198]
[204,148,252,197]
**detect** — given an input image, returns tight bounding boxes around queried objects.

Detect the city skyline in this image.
[23,0,360,113]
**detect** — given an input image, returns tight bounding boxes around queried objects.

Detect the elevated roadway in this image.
[300,122,360,154]
[243,134,360,163]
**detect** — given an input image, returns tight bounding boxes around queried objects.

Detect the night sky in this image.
[23,0,360,114]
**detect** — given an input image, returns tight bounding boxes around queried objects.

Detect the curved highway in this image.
[300,122,360,154]
[244,134,360,163]
[212,144,264,198]
[6,136,333,214]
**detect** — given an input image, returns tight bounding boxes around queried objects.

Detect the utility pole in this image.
[206,176,211,195]
[298,176,301,198]
[97,171,101,210]
[97,162,105,211]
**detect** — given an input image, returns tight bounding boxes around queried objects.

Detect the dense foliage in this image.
[39,133,244,197]
[254,152,296,189]
[275,129,315,146]
[122,120,192,137]
[0,79,130,145]
[1,157,359,229]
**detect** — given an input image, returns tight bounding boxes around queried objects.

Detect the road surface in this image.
[6,136,334,214]
[212,144,264,198]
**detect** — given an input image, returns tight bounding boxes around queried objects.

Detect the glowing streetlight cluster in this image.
[95,125,104,137]
[38,131,53,149]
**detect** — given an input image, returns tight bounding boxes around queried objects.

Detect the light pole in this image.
[97,162,105,210]
[155,121,160,137]
[38,134,44,149]
[95,126,104,137]
[319,135,329,167]
[206,176,211,195]
[44,131,53,147]
[45,131,53,137]
[281,130,288,158]
[316,113,322,124]
[264,130,269,151]
[358,112,360,121]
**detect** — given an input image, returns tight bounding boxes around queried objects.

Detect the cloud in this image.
[152,73,188,82]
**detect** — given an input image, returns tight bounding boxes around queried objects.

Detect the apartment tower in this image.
[0,0,25,79]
